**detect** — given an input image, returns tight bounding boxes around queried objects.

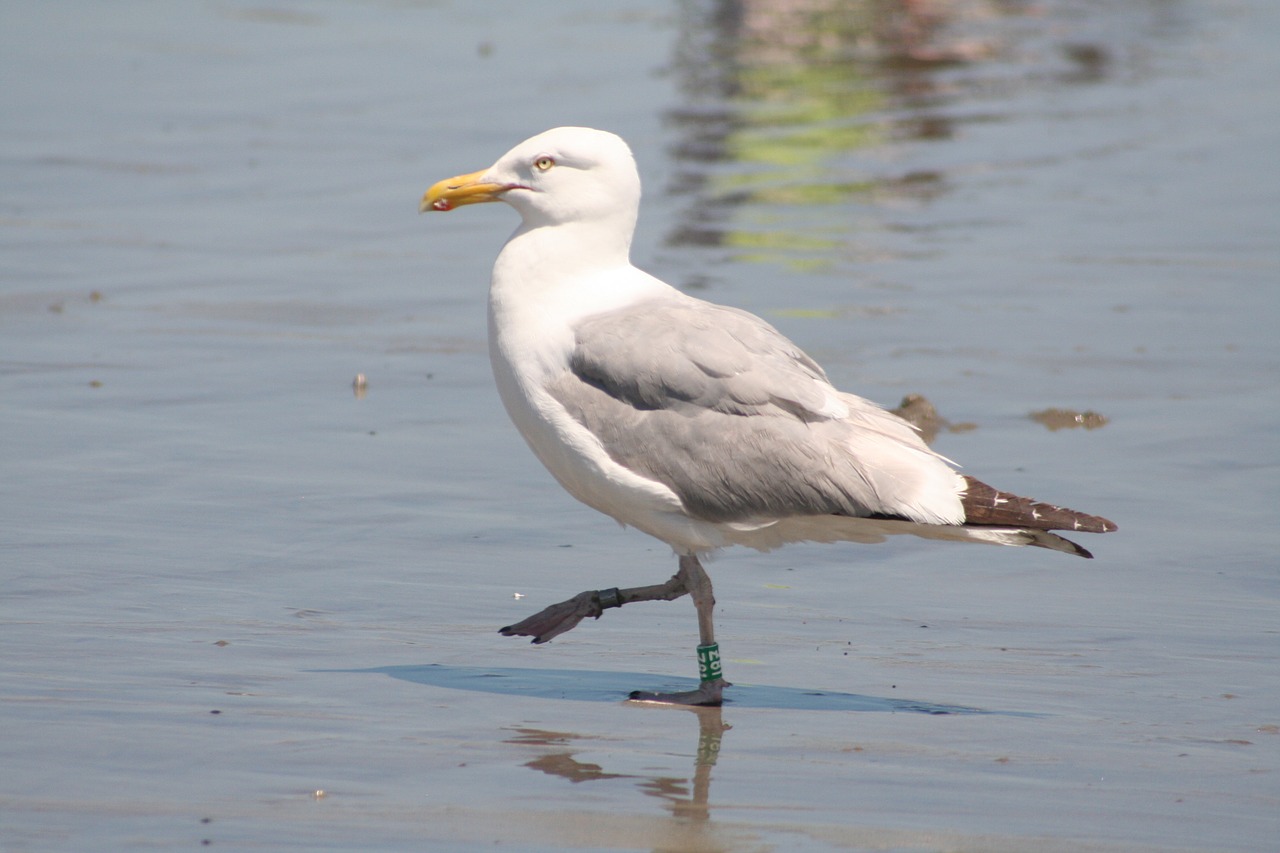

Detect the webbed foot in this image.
[628,678,729,707]
[498,590,606,644]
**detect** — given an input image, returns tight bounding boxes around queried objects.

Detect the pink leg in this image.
[629,554,729,706]
[498,554,731,705]
[499,573,689,644]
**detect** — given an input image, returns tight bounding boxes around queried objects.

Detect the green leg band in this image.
[696,643,722,683]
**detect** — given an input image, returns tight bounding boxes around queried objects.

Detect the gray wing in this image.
[546,297,956,525]
[570,298,840,419]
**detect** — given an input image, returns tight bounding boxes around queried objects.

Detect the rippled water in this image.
[3,1,1277,850]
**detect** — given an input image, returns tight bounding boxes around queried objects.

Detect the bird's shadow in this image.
[333,664,1040,716]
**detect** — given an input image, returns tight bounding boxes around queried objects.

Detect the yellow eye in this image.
[534,156,555,172]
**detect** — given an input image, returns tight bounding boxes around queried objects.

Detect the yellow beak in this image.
[420,168,508,212]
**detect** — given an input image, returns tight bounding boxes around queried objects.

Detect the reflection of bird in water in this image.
[509,707,728,824]
[422,126,1116,705]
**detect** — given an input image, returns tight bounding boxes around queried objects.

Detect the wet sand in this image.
[2,1,1278,850]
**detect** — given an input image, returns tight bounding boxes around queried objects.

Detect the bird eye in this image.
[534,156,555,172]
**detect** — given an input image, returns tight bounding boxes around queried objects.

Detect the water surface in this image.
[2,1,1277,850]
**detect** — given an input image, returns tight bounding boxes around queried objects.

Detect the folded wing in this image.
[548,296,967,527]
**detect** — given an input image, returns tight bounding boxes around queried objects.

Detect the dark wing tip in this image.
[962,475,1116,534]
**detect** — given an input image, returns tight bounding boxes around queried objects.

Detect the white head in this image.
[422,127,641,232]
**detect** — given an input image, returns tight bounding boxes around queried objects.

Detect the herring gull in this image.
[421,126,1116,706]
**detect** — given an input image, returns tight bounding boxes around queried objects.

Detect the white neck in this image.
[489,210,673,319]
[486,211,675,387]
[498,208,634,278]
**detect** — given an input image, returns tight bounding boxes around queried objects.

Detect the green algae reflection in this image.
[667,2,906,273]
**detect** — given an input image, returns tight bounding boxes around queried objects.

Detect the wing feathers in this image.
[557,296,1115,555]
[557,296,965,525]
[571,298,839,418]
[961,476,1117,533]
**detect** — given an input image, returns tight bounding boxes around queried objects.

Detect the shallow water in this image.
[2,1,1278,850]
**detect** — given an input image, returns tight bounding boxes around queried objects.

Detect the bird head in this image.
[421,127,641,230]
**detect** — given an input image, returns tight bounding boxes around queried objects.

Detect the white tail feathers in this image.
[719,513,1095,558]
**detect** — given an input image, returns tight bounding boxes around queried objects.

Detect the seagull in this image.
[421,127,1116,706]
